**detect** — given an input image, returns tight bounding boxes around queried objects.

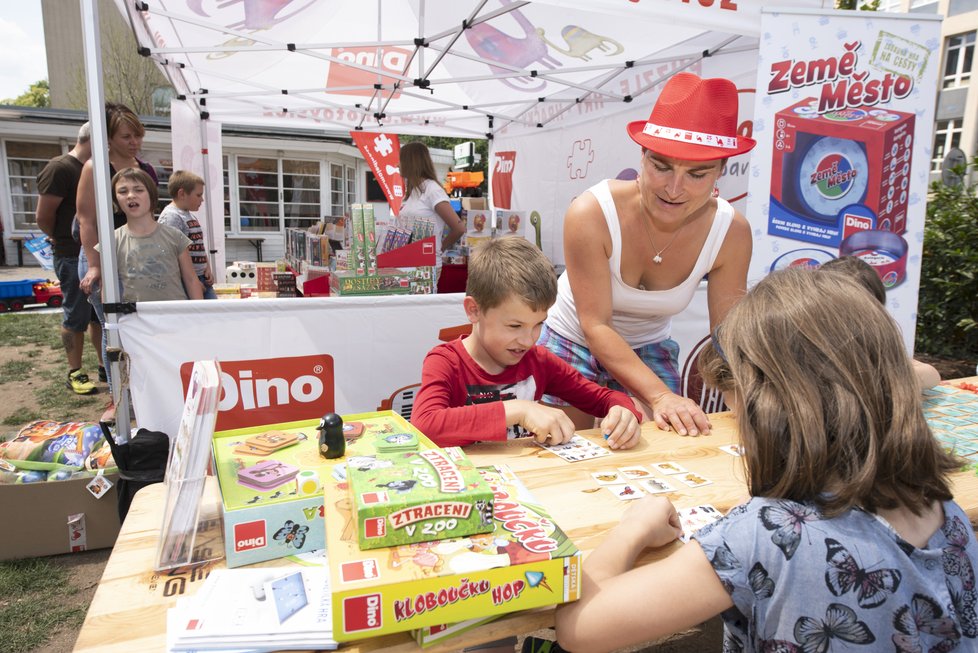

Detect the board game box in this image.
[325,464,582,642]
[348,447,495,550]
[923,382,978,458]
[212,411,435,567]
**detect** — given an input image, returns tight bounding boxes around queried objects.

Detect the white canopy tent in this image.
[83,0,831,437]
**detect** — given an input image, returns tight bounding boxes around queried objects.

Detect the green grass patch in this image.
[0,359,34,383]
[0,558,87,652]
[2,409,43,426]
[0,313,62,350]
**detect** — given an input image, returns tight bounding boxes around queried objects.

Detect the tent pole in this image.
[198,116,218,282]
[80,0,131,441]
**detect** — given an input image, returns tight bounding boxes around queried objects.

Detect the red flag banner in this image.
[351,131,403,216]
[491,150,517,210]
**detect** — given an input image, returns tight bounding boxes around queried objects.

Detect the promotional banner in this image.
[351,131,403,216]
[120,296,466,438]
[746,9,942,351]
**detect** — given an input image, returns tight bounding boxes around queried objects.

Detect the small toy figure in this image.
[318,413,346,459]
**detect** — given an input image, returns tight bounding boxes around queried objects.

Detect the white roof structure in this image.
[116,0,826,138]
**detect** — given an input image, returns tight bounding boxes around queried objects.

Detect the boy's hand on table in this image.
[600,406,641,450]
[520,402,576,445]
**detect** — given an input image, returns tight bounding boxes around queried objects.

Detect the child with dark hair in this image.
[819,255,940,390]
[556,266,975,653]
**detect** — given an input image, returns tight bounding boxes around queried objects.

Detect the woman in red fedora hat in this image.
[539,72,756,438]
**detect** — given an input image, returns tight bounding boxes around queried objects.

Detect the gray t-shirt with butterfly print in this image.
[694,497,978,653]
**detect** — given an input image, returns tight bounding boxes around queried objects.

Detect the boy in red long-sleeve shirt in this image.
[412,237,642,448]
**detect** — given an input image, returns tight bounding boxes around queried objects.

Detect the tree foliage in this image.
[835,0,881,10]
[915,158,978,359]
[2,80,51,108]
[64,17,170,115]
[401,135,490,195]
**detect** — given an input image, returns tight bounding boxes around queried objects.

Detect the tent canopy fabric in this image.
[117,0,823,138]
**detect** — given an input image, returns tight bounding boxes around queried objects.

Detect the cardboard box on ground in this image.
[0,474,121,560]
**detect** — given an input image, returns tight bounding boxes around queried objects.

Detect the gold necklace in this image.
[637,183,691,265]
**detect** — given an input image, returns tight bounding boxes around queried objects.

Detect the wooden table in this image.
[7,234,27,266]
[75,381,978,653]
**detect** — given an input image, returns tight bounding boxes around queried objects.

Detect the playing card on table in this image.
[718,444,744,457]
[677,472,713,488]
[605,483,644,500]
[639,477,677,494]
[651,461,688,475]
[617,466,652,480]
[678,504,723,542]
[536,434,611,462]
[591,470,624,485]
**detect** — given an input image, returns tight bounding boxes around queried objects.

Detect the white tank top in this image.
[547,179,734,348]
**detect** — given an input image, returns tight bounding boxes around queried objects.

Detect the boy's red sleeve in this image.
[537,348,643,422]
[410,348,508,447]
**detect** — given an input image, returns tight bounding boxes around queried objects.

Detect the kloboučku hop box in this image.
[348,447,495,550]
[326,464,582,642]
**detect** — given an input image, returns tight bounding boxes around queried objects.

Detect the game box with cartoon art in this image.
[211,411,435,568]
[348,447,495,550]
[325,464,582,642]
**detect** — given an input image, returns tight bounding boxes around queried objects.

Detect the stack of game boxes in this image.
[325,442,583,644]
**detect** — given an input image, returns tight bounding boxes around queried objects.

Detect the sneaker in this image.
[98,365,107,382]
[67,370,98,395]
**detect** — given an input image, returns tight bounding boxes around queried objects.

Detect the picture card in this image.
[617,466,652,480]
[605,483,644,500]
[651,461,688,475]
[678,504,723,542]
[536,434,611,462]
[590,470,623,485]
[718,444,744,457]
[639,477,677,494]
[677,472,713,488]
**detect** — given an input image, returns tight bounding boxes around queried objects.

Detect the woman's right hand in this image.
[650,391,712,436]
[80,266,101,295]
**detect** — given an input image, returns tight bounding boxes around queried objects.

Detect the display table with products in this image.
[75,379,978,652]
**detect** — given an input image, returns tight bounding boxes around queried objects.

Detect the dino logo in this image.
[326,46,412,98]
[492,151,517,209]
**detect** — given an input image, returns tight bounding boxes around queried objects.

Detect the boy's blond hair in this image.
[465,238,556,311]
[168,170,205,199]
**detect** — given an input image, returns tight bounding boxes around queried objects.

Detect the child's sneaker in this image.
[67,369,98,395]
[521,637,567,653]
[98,365,107,382]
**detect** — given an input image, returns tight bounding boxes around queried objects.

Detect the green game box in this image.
[348,447,495,550]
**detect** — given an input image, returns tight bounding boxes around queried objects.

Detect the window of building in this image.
[931,119,964,172]
[230,155,327,233]
[140,148,174,213]
[5,141,63,231]
[877,0,903,11]
[943,32,975,88]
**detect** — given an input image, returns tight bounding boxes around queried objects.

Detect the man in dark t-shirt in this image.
[35,122,102,395]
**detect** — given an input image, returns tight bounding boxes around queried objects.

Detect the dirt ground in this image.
[1,264,974,653]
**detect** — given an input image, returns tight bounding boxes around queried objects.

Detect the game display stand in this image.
[156,360,223,571]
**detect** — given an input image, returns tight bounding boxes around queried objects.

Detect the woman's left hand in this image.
[649,392,711,436]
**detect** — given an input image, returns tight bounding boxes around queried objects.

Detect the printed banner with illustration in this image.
[746,9,942,352]
[351,131,403,216]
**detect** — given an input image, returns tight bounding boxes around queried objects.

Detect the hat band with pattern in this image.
[641,122,740,150]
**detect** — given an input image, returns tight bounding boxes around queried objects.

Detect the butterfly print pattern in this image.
[824,538,902,608]
[943,515,978,637]
[759,501,821,560]
[697,498,978,652]
[891,593,960,653]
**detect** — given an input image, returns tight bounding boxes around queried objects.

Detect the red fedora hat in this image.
[627,72,756,161]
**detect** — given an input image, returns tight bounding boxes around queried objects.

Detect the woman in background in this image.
[398,142,466,289]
